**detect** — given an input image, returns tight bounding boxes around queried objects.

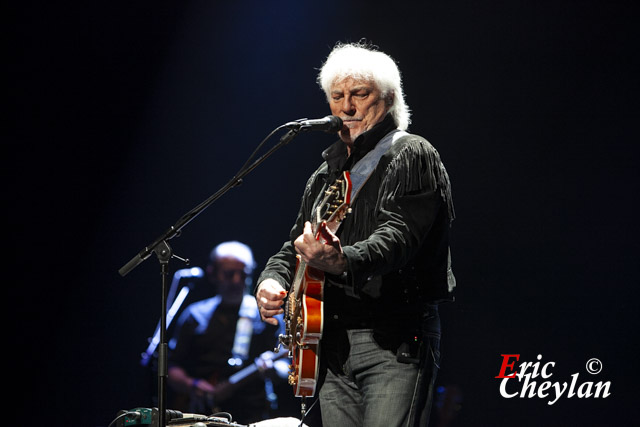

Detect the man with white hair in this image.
[256,42,456,426]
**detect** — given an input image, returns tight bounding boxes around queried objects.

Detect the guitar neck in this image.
[291,257,307,298]
[228,351,288,385]
[290,218,319,298]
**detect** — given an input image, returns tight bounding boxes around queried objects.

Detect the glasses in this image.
[219,269,248,281]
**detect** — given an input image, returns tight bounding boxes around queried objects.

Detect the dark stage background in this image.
[8,1,639,426]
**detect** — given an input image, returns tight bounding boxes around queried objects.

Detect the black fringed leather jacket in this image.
[256,114,455,330]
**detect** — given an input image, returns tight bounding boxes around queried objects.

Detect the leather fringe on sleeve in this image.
[377,135,455,225]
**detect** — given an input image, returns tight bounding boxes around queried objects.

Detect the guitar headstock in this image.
[314,172,352,229]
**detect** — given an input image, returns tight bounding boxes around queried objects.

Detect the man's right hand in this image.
[255,279,287,326]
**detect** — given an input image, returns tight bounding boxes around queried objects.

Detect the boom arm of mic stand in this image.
[118,126,300,277]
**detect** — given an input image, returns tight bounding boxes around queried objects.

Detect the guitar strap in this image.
[348,129,408,202]
[231,295,259,362]
[311,129,408,217]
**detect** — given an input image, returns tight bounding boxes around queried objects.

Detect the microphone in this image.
[285,115,343,133]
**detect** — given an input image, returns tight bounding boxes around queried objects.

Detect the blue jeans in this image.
[319,312,441,427]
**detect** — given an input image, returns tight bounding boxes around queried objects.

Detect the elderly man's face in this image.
[329,77,391,148]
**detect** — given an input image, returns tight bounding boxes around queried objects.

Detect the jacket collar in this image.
[322,113,398,172]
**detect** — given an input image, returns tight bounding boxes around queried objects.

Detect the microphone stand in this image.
[140,267,203,368]
[118,125,301,427]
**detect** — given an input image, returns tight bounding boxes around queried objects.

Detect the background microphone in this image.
[285,115,343,133]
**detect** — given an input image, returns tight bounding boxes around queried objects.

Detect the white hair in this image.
[317,42,411,131]
[210,240,256,273]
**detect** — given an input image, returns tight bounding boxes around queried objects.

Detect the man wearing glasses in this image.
[168,241,286,424]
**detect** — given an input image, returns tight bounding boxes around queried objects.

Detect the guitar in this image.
[171,349,288,415]
[280,171,352,397]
